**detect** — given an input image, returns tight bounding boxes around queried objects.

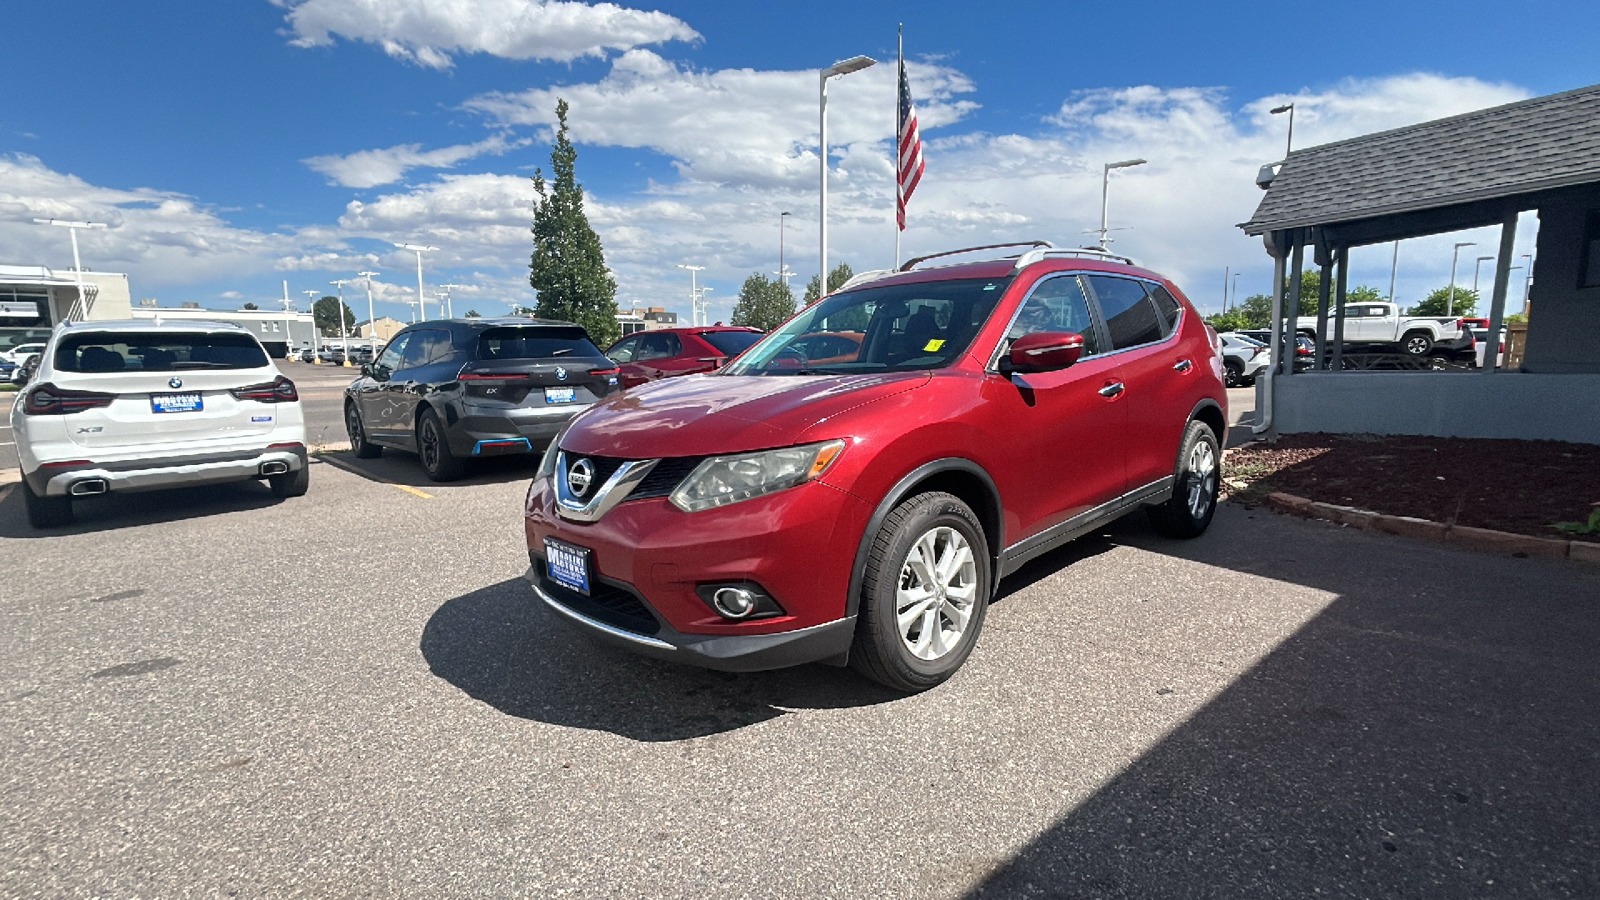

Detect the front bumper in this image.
[525,566,856,671]
[25,445,308,496]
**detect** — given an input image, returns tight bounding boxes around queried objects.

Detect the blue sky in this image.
[4,1,1597,325]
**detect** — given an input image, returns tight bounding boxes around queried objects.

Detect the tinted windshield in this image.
[699,330,764,356]
[476,326,600,360]
[721,276,1013,376]
[54,331,268,372]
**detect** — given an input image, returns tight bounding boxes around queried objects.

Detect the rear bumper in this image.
[25,445,308,496]
[525,566,856,671]
[450,402,590,455]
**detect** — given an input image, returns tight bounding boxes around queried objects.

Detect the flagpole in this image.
[894,24,902,270]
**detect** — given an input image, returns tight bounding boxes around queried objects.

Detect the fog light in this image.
[711,587,756,619]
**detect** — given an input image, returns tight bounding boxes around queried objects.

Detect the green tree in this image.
[241,302,259,310]
[803,262,854,305]
[1408,286,1479,317]
[1205,309,1251,332]
[464,309,481,318]
[1236,293,1272,328]
[529,98,619,347]
[730,273,796,331]
[312,295,356,336]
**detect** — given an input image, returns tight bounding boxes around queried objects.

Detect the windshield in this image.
[721,276,1013,376]
[54,331,268,372]
[699,330,764,356]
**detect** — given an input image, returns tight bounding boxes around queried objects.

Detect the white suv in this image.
[13,319,308,528]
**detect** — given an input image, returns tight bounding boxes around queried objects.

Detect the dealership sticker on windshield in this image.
[923,339,945,352]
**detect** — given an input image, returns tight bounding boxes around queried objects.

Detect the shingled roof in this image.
[1241,83,1600,235]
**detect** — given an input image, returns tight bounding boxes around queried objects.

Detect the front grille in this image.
[532,555,660,636]
[557,453,707,501]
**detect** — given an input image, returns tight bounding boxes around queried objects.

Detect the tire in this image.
[850,492,991,693]
[1401,331,1433,356]
[1146,421,1220,539]
[22,478,74,528]
[268,462,310,498]
[346,402,381,459]
[417,406,465,482]
[1223,359,1244,387]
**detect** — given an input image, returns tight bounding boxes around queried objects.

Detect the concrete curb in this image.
[1263,491,1599,564]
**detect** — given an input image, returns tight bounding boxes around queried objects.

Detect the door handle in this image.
[1173,358,1193,372]
[1098,381,1125,398]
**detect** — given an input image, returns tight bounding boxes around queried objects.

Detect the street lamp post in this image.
[1520,253,1535,316]
[819,54,876,301]
[1447,241,1475,316]
[1231,273,1241,311]
[1472,255,1495,296]
[1388,241,1400,302]
[330,279,353,366]
[302,290,321,358]
[33,218,107,321]
[282,280,296,359]
[439,283,462,319]
[1270,103,1295,158]
[1096,158,1146,250]
[357,270,379,351]
[779,211,791,292]
[676,264,704,326]
[395,242,438,321]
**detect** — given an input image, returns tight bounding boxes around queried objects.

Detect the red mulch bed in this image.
[1226,433,1600,543]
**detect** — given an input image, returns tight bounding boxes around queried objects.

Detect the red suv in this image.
[604,326,764,388]
[524,244,1227,691]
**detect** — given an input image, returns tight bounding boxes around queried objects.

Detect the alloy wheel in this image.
[895,526,978,661]
[1187,439,1218,520]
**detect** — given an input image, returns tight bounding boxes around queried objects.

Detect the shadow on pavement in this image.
[420,577,902,742]
[0,477,288,539]
[318,449,544,490]
[967,505,1600,898]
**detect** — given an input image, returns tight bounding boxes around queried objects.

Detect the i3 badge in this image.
[169,377,183,389]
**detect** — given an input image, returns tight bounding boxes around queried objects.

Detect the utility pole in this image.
[303,290,321,358]
[396,242,437,321]
[330,279,352,366]
[357,270,379,352]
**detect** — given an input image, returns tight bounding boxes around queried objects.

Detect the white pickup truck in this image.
[1295,301,1465,357]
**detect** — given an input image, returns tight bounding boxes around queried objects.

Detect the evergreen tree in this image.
[312,295,356,336]
[464,309,481,318]
[529,99,620,347]
[730,273,796,331]
[803,262,854,305]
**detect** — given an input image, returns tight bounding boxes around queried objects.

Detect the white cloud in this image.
[303,133,531,188]
[277,0,698,68]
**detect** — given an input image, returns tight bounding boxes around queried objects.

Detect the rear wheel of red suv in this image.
[1145,421,1220,539]
[851,492,991,692]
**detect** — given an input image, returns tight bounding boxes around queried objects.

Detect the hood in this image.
[560,371,931,458]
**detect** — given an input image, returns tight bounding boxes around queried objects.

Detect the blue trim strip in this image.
[472,437,533,456]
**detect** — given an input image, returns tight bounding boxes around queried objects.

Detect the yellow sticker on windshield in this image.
[924,339,945,352]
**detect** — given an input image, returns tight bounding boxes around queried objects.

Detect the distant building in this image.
[0,265,131,353]
[615,306,679,335]
[358,316,405,341]
[129,304,318,358]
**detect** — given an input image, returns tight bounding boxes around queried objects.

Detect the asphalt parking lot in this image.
[2,393,1598,897]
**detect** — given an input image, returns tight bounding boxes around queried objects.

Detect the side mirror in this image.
[360,363,373,377]
[1007,331,1084,374]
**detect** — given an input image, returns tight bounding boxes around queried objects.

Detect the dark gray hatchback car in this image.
[343,318,620,481]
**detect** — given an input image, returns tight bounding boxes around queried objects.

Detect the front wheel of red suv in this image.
[1145,421,1220,539]
[851,492,991,693]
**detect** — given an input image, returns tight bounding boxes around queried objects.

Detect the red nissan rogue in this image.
[524,243,1227,691]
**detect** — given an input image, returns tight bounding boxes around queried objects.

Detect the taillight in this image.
[23,383,114,415]
[231,376,298,403]
[587,366,620,376]
[458,372,525,382]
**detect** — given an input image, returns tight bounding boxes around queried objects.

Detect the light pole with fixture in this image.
[439,283,462,319]
[1270,103,1295,158]
[1472,255,1495,298]
[302,290,321,357]
[33,218,107,321]
[677,264,704,325]
[1388,241,1400,302]
[395,242,438,321]
[1231,272,1241,311]
[696,287,714,325]
[1096,158,1146,250]
[357,270,379,351]
[329,280,354,365]
[1520,253,1535,316]
[1447,241,1475,316]
[819,54,876,300]
[779,211,791,292]
[282,280,296,359]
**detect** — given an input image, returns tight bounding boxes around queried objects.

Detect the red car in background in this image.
[604,326,764,388]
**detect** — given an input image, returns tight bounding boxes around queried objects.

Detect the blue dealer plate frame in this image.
[544,386,577,404]
[150,392,203,413]
[544,537,592,595]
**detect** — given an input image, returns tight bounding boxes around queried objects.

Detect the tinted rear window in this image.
[699,331,763,356]
[476,326,600,361]
[55,331,268,372]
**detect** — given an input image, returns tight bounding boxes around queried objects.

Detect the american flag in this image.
[896,57,924,231]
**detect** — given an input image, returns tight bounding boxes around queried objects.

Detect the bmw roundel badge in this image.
[556,367,568,381]
[169,377,183,389]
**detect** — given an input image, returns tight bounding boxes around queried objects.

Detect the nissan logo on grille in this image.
[567,458,595,498]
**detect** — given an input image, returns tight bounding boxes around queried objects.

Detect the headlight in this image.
[669,440,845,513]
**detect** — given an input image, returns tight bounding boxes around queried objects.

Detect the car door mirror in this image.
[1007,331,1084,373]
[360,363,373,377]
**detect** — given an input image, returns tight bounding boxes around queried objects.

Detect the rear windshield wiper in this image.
[169,361,237,369]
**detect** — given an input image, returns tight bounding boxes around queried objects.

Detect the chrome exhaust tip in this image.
[260,461,290,476]
[70,478,108,496]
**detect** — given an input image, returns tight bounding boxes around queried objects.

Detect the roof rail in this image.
[899,241,1051,272]
[832,268,896,292]
[1012,245,1135,269]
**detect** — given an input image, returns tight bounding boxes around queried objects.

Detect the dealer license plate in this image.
[544,386,576,404]
[150,392,203,413]
[544,537,592,595]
